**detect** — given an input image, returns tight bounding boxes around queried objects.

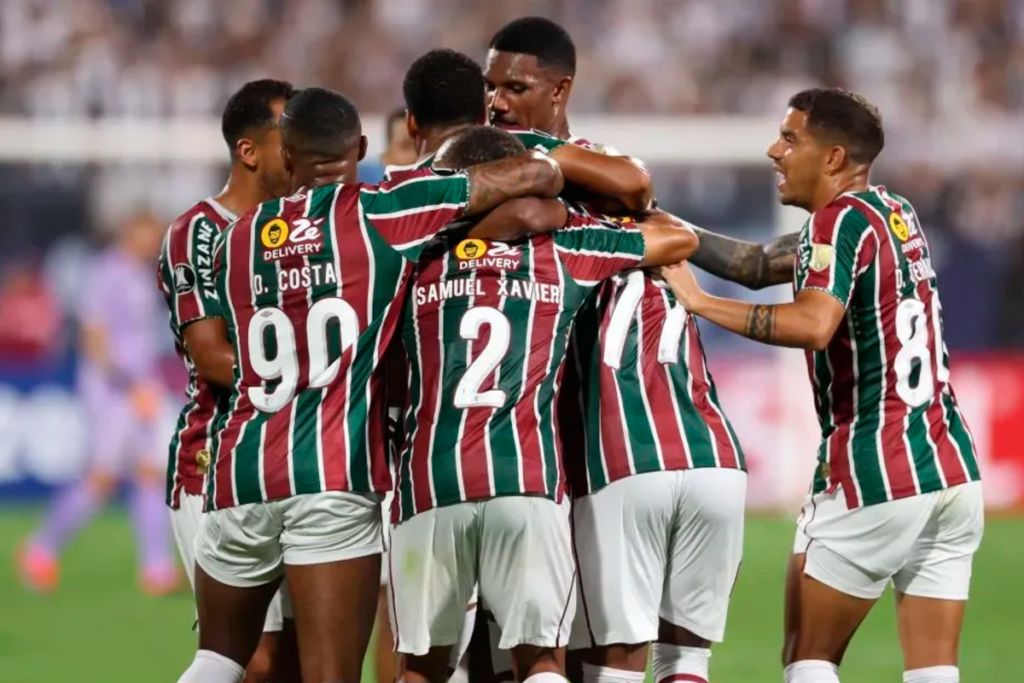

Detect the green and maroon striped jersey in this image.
[571,264,746,495]
[796,186,980,508]
[394,210,647,522]
[207,169,471,511]
[158,197,236,508]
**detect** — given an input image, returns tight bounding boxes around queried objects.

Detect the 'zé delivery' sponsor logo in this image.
[454,239,521,271]
[261,218,325,261]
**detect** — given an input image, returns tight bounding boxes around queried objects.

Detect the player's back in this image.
[797,186,980,506]
[211,169,472,511]
[572,268,745,494]
[395,211,647,521]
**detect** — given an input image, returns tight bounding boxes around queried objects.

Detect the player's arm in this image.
[688,228,800,290]
[463,151,564,216]
[634,215,700,268]
[183,318,235,389]
[464,198,568,242]
[547,145,653,213]
[661,263,844,350]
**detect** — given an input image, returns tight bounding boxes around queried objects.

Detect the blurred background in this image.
[0,0,1022,681]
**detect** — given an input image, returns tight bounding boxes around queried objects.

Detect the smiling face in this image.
[484,49,570,133]
[766,107,831,211]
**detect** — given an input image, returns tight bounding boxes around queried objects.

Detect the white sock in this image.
[523,673,569,683]
[582,663,646,683]
[177,650,245,683]
[783,660,840,683]
[651,643,711,683]
[903,666,959,683]
[448,605,477,673]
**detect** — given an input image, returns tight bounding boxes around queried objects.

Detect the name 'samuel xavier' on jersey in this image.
[504,126,746,494]
[395,209,647,522]
[795,186,980,508]
[206,169,473,511]
[158,197,237,509]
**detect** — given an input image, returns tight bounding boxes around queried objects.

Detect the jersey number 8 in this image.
[247,298,360,413]
[894,294,949,408]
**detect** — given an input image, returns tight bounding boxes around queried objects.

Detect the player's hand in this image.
[660,262,706,312]
[129,383,162,422]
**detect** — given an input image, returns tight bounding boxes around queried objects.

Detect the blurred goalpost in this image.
[0,113,816,506]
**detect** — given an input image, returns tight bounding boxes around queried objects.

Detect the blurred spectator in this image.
[0,261,61,362]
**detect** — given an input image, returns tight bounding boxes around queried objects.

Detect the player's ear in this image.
[825,145,848,175]
[358,135,368,162]
[406,111,418,141]
[553,75,574,105]
[281,146,294,175]
[236,137,258,170]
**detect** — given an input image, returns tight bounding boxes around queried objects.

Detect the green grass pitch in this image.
[0,509,1019,682]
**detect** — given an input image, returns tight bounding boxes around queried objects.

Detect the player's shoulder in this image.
[167,199,225,238]
[813,195,876,235]
[504,126,567,149]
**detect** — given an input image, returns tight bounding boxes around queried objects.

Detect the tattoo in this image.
[465,155,558,216]
[691,229,799,289]
[745,304,777,343]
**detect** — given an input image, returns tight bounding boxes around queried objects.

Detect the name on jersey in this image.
[454,239,521,271]
[896,256,936,289]
[414,278,562,305]
[194,220,219,301]
[261,218,325,261]
[252,262,338,295]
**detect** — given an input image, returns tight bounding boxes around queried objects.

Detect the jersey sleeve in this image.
[796,204,877,307]
[359,169,470,262]
[554,213,646,284]
[505,127,568,154]
[162,213,224,332]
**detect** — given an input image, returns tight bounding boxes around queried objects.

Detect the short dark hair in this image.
[436,126,526,169]
[788,88,884,165]
[280,87,361,158]
[403,49,485,130]
[221,79,296,158]
[489,17,576,76]
[384,107,407,145]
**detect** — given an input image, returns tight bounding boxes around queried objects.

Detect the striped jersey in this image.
[207,169,471,511]
[158,197,237,508]
[395,210,647,522]
[796,186,980,508]
[507,127,745,492]
[572,266,746,495]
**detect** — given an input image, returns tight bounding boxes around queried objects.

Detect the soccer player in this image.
[177,86,566,683]
[389,124,699,683]
[486,17,748,683]
[382,107,418,168]
[661,88,983,683]
[18,210,178,594]
[160,79,302,683]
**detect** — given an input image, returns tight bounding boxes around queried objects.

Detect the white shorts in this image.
[389,496,575,656]
[570,469,746,647]
[171,493,285,631]
[195,491,384,589]
[381,490,394,586]
[793,481,984,600]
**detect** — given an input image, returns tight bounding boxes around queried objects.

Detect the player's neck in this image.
[215,166,270,217]
[417,123,475,158]
[549,116,571,140]
[811,172,870,213]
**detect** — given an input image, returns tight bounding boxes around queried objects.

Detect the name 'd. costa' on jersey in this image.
[454,239,521,271]
[260,217,325,261]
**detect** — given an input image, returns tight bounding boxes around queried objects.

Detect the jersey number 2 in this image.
[247,298,360,413]
[454,307,511,409]
[603,271,687,369]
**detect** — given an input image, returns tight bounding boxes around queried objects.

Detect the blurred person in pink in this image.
[0,260,61,360]
[18,210,178,595]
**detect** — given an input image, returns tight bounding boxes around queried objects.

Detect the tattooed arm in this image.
[464,151,565,216]
[688,229,800,290]
[659,262,845,350]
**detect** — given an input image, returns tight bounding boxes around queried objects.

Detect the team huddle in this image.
[160,17,983,683]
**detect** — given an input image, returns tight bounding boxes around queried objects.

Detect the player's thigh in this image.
[571,473,676,650]
[280,491,385,682]
[195,501,285,589]
[479,496,575,651]
[793,485,936,601]
[170,492,206,591]
[390,502,481,657]
[87,396,136,475]
[662,468,747,643]
[893,481,984,600]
